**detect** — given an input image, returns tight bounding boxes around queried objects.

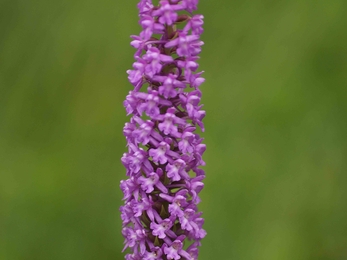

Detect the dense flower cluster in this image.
[121,0,206,259]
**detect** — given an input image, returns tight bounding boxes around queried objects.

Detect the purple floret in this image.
[121,0,206,259]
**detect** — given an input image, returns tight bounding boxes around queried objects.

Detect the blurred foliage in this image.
[1,0,347,259]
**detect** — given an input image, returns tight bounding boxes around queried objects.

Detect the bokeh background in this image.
[1,0,347,259]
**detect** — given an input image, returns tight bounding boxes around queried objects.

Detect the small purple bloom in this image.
[165,32,203,57]
[143,47,173,77]
[185,15,204,35]
[121,0,206,259]
[133,196,152,217]
[138,90,161,117]
[182,0,198,12]
[149,141,170,164]
[166,159,188,181]
[178,128,195,153]
[120,202,134,225]
[138,168,168,194]
[154,74,185,99]
[153,0,178,26]
[132,118,154,145]
[163,240,183,260]
[168,194,188,217]
[150,218,173,239]
[140,15,165,40]
[143,247,163,260]
[123,91,139,115]
[157,107,185,136]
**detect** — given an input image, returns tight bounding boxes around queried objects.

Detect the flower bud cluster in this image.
[121,1,206,259]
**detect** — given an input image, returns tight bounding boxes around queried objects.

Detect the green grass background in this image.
[1,0,347,259]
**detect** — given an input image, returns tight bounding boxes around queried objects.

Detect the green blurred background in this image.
[1,0,347,259]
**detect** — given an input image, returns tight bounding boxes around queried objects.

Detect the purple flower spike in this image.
[121,0,206,259]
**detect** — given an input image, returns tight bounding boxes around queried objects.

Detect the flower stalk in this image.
[121,0,206,259]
